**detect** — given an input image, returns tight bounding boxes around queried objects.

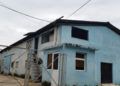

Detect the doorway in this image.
[47,53,60,86]
[101,62,113,83]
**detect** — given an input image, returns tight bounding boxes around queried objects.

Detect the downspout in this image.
[59,44,66,86]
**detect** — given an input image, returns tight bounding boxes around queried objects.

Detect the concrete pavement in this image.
[0,74,41,86]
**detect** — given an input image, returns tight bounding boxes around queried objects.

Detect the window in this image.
[72,27,88,40]
[47,53,59,70]
[53,54,58,69]
[47,54,52,69]
[41,30,54,44]
[75,53,85,70]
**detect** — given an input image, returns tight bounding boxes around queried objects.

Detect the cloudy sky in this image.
[0,0,120,47]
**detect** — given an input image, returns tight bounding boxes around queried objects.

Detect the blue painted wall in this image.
[3,55,12,74]
[64,47,95,86]
[42,25,120,85]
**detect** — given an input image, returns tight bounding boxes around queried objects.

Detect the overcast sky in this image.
[0,0,120,47]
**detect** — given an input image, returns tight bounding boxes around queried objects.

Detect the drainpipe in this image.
[59,44,66,86]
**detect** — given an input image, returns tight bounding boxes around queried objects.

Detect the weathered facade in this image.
[1,19,120,86]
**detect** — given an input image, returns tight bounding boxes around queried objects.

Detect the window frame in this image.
[75,52,87,71]
[47,52,59,70]
[41,29,54,44]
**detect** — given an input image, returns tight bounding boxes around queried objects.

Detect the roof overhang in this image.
[42,43,98,51]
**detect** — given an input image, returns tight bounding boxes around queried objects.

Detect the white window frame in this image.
[47,52,60,70]
[75,52,86,71]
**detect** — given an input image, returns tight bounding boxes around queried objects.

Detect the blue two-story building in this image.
[41,19,120,86]
[1,19,120,86]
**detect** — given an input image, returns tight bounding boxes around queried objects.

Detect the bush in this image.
[42,81,51,86]
[19,74,25,78]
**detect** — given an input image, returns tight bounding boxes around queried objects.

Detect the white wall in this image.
[1,41,29,75]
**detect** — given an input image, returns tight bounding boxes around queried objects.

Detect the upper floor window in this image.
[72,27,88,40]
[75,53,86,70]
[41,29,54,44]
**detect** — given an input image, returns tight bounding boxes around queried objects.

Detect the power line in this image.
[0,2,50,22]
[67,0,92,18]
[0,44,44,51]
[13,51,27,62]
[0,44,27,50]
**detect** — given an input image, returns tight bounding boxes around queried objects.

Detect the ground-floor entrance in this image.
[47,53,60,86]
[3,55,11,74]
[101,62,113,83]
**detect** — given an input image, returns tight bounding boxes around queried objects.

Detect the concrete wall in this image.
[1,24,120,85]
[38,26,60,50]
[65,47,95,86]
[1,42,28,75]
[37,26,61,67]
[0,26,60,76]
[58,25,120,85]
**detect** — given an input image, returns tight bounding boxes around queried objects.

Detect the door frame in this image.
[50,52,60,86]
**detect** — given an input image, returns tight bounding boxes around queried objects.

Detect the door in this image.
[3,55,11,74]
[101,62,113,83]
[51,53,59,86]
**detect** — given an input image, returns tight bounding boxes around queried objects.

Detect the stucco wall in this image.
[1,23,120,85]
[65,47,95,86]
[59,25,120,85]
[1,41,29,75]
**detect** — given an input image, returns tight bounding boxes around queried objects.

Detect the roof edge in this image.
[1,19,120,53]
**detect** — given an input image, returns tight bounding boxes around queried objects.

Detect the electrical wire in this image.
[67,0,92,18]
[0,2,50,22]
[13,51,27,63]
[0,44,27,50]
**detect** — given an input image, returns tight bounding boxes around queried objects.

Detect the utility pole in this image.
[24,40,32,86]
